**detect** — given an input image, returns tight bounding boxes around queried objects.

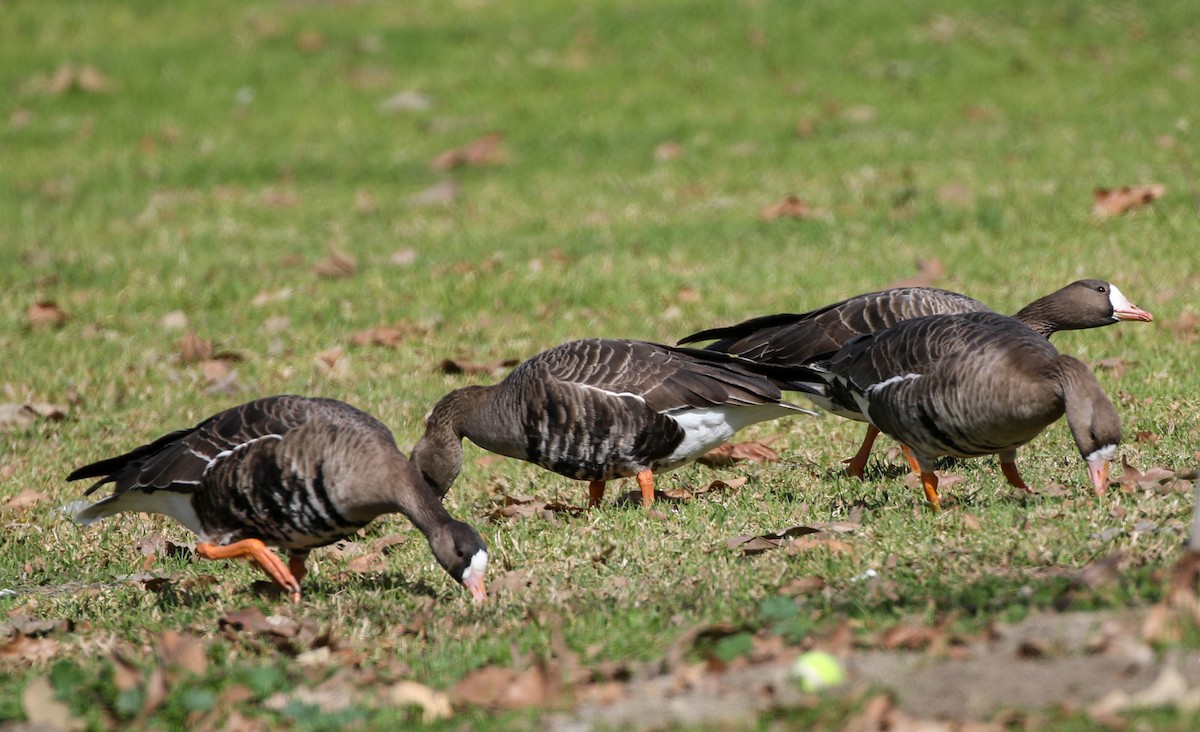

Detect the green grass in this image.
[3,0,1200,728]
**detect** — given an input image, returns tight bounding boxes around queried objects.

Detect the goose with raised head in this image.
[679,279,1150,476]
[411,338,819,508]
[787,311,1122,510]
[66,396,488,603]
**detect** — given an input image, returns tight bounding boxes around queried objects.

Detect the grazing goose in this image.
[788,311,1122,510]
[66,396,488,603]
[410,339,819,508]
[679,280,1151,476]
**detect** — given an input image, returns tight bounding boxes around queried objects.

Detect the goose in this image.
[66,396,488,603]
[679,280,1151,477]
[410,338,819,508]
[787,311,1122,510]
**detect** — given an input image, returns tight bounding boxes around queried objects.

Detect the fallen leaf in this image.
[178,331,213,363]
[660,476,748,501]
[265,685,353,713]
[653,141,683,162]
[219,607,274,635]
[408,180,459,207]
[779,576,826,596]
[315,347,349,380]
[295,31,325,53]
[1163,311,1200,343]
[2,489,49,513]
[313,247,357,278]
[1135,430,1160,444]
[43,64,111,95]
[111,651,142,693]
[440,357,519,376]
[697,439,781,467]
[727,525,822,555]
[26,300,68,330]
[349,322,424,348]
[1093,184,1166,217]
[1093,356,1128,378]
[161,311,189,331]
[3,614,73,637]
[904,469,966,493]
[200,359,231,385]
[0,402,67,431]
[761,194,820,221]
[883,257,945,289]
[450,662,555,710]
[390,248,418,266]
[156,630,207,676]
[0,635,59,662]
[386,681,453,722]
[430,133,508,171]
[484,493,586,522]
[21,676,81,731]
[785,536,854,556]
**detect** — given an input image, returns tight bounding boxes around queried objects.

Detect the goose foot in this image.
[197,539,302,604]
[843,425,881,479]
[636,469,656,508]
[587,480,606,508]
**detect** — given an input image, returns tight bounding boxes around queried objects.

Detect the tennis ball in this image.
[791,650,846,692]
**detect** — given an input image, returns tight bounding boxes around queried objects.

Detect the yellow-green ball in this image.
[791,651,846,692]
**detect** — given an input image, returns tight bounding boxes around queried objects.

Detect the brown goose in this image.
[679,280,1151,476]
[789,311,1122,510]
[66,396,488,603]
[410,339,819,508]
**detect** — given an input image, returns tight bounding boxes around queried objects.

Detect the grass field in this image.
[3,1,1200,729]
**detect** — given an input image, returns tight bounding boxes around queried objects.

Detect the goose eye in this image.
[1096,286,1107,293]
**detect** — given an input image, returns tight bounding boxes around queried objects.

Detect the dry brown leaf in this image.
[430,133,508,171]
[1163,311,1200,343]
[21,676,81,731]
[219,607,274,635]
[440,357,519,376]
[200,359,231,386]
[697,438,781,467]
[111,652,142,693]
[760,194,819,221]
[883,257,945,289]
[653,141,683,162]
[156,630,208,676]
[26,300,68,330]
[878,623,943,651]
[450,663,555,710]
[315,347,349,379]
[727,525,822,555]
[1093,184,1166,217]
[4,614,73,638]
[1135,430,1160,444]
[178,331,213,363]
[0,402,67,431]
[408,180,459,207]
[785,536,854,556]
[661,476,750,501]
[349,322,423,348]
[904,469,966,493]
[2,489,49,513]
[251,287,294,307]
[1093,356,1128,378]
[295,31,325,53]
[386,680,453,722]
[779,576,826,596]
[313,247,357,278]
[0,635,60,663]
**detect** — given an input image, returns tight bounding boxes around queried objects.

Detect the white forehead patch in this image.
[462,548,488,581]
[1107,285,1133,317]
[1085,444,1117,463]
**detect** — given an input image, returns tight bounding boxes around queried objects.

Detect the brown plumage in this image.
[788,312,1122,510]
[410,339,818,508]
[679,279,1150,476]
[66,396,488,603]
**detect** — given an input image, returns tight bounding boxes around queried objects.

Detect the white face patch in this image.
[1085,443,1118,464]
[1108,285,1132,319]
[461,548,488,582]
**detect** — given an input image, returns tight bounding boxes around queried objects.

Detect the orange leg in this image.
[843,425,881,479]
[636,469,656,508]
[920,471,942,512]
[289,551,310,584]
[196,539,301,604]
[901,446,922,475]
[1000,461,1034,493]
[587,480,606,508]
